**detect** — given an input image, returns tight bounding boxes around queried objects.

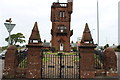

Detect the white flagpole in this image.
[97,0,99,46]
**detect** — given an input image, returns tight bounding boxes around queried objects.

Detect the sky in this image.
[0,0,119,46]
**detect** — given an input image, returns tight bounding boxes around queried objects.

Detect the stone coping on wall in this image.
[1,78,120,80]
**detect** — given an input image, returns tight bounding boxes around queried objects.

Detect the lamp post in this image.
[4,18,16,46]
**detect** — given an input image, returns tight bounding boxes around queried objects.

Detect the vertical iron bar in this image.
[50,55,54,78]
[65,54,66,78]
[62,54,64,78]
[53,54,54,78]
[65,54,67,78]
[44,54,46,78]
[57,54,58,78]
[59,53,62,78]
[74,54,75,78]
[71,55,74,78]
[78,52,81,79]
[48,54,49,78]
[55,54,56,78]
[73,55,74,78]
[47,54,50,78]
[67,55,68,78]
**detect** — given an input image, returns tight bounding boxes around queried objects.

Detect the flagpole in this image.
[97,0,99,46]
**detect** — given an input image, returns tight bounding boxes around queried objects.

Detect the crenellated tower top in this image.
[51,0,73,51]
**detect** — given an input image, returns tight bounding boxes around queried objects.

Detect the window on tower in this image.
[58,26,67,30]
[59,11,65,18]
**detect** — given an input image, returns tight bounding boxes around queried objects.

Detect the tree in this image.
[5,33,25,45]
[104,44,109,49]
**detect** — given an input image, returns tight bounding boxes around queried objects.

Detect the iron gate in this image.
[42,53,80,79]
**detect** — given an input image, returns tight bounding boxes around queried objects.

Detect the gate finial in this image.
[81,23,94,44]
[29,22,42,44]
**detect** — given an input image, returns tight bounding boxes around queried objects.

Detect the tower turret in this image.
[67,0,73,13]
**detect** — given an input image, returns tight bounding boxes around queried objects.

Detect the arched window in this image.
[59,11,65,18]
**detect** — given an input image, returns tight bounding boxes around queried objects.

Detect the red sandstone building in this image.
[51,0,73,51]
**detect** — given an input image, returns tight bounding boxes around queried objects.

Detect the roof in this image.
[81,23,93,43]
[29,22,41,41]
[28,22,43,46]
[43,42,50,47]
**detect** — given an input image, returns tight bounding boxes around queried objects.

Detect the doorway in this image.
[60,43,64,51]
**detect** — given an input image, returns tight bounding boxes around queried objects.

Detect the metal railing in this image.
[42,52,80,79]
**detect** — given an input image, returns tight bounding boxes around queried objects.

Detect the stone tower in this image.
[51,0,73,51]
[79,23,96,78]
[26,22,43,78]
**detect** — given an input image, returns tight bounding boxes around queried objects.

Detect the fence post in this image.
[3,45,18,78]
[58,53,62,78]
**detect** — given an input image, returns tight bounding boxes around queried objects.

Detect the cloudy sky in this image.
[0,0,119,46]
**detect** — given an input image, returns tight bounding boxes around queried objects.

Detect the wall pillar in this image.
[26,45,43,78]
[26,22,43,78]
[3,45,18,78]
[79,23,96,78]
[79,46,96,78]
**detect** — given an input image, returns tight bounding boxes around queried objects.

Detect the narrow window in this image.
[60,11,62,17]
[63,11,65,17]
[59,11,65,18]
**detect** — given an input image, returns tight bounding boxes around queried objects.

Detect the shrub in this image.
[117,45,120,49]
[51,47,56,52]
